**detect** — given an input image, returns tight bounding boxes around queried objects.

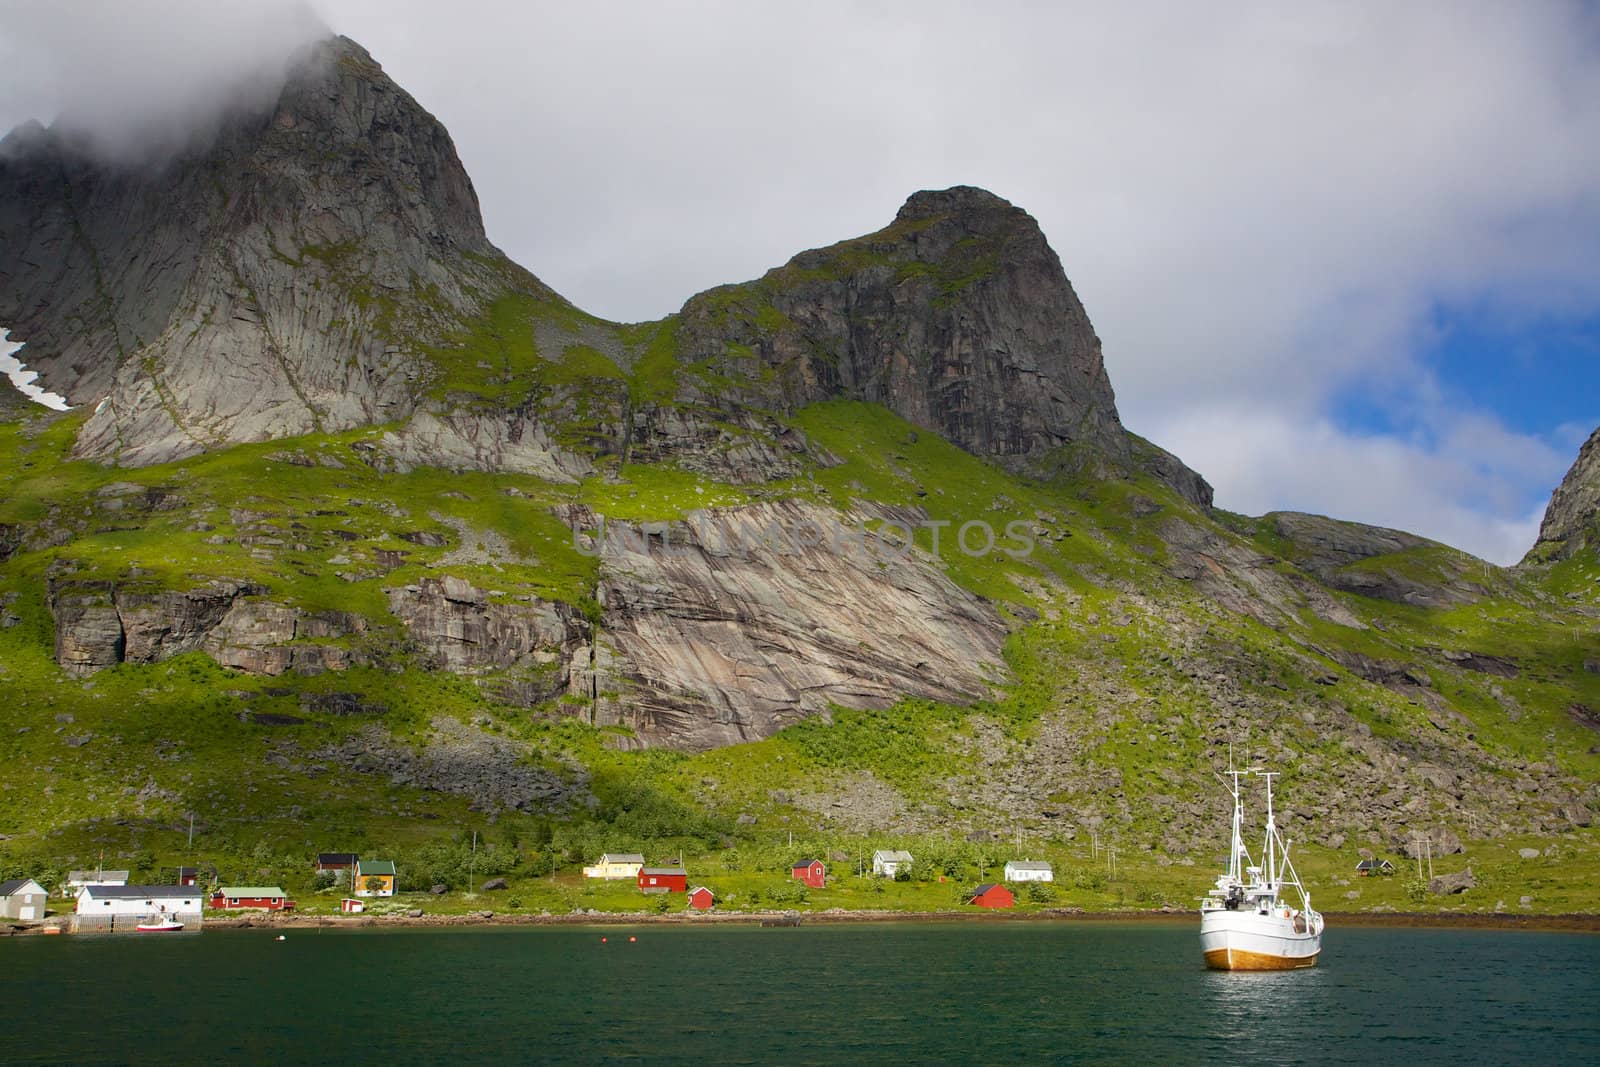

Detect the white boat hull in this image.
[1200,909,1320,970]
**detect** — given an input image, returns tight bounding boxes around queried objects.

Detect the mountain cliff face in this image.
[1527,426,1600,563]
[666,186,1200,496]
[0,36,511,466]
[0,34,1595,878]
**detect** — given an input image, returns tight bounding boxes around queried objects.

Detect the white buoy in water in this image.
[276,935,286,941]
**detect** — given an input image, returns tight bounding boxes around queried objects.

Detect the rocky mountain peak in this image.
[1527,424,1600,562]
[0,33,508,466]
[669,185,1212,505]
[894,184,1021,223]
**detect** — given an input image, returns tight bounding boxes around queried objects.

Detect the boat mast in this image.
[1259,771,1278,891]
[1222,747,1246,885]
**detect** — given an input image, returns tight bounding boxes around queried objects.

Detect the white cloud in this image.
[0,0,326,161]
[1,0,1596,558]
[1159,405,1567,564]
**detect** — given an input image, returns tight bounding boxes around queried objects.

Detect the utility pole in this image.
[187,814,194,849]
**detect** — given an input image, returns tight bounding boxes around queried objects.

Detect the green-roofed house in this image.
[355,859,397,897]
[210,886,295,911]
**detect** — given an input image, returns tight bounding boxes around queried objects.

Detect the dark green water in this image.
[5,921,1596,1064]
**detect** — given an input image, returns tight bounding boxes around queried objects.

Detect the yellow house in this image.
[353,859,396,897]
[581,853,645,880]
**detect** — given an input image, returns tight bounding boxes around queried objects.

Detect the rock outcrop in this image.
[1266,511,1483,606]
[1427,868,1475,895]
[48,576,364,677]
[376,411,595,482]
[1527,424,1600,562]
[385,576,579,705]
[578,500,1011,750]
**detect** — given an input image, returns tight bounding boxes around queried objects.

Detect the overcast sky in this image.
[3,0,1597,563]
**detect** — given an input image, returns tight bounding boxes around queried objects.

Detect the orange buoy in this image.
[628,936,637,942]
[601,937,608,943]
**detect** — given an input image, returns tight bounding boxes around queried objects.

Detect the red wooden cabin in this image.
[210,886,295,911]
[688,886,715,910]
[969,883,1014,909]
[638,866,688,893]
[790,860,827,889]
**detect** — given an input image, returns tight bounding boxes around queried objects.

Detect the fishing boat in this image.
[135,918,185,933]
[1199,762,1323,970]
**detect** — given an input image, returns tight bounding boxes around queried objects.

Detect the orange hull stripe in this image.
[1204,947,1319,971]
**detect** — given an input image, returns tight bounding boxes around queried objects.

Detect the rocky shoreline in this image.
[103,907,1600,934]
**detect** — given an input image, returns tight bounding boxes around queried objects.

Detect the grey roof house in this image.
[0,878,48,920]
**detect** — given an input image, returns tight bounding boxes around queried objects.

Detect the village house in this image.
[0,878,48,921]
[687,886,715,911]
[66,869,130,888]
[582,853,646,880]
[210,886,295,911]
[176,867,199,888]
[790,860,827,889]
[1355,859,1397,877]
[969,883,1015,909]
[637,865,688,894]
[872,850,913,878]
[76,884,204,925]
[1003,860,1054,883]
[354,859,397,897]
[340,898,366,914]
[316,853,359,875]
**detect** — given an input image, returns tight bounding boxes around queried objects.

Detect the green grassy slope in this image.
[2,293,1597,920]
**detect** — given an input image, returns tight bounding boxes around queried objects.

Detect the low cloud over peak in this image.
[0,0,327,163]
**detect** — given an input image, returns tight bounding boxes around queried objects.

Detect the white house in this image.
[872,850,914,878]
[0,878,48,920]
[76,884,203,922]
[582,853,646,880]
[66,869,130,888]
[1003,860,1054,883]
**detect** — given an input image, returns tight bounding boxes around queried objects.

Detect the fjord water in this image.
[5,922,1595,1064]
